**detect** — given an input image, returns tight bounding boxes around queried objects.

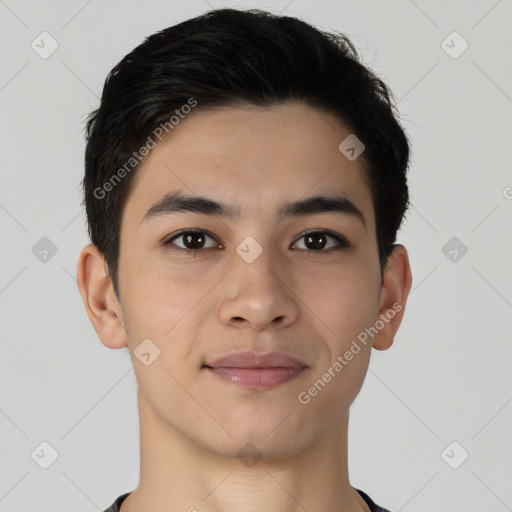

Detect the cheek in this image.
[119,256,219,341]
[294,258,381,343]
[294,266,377,425]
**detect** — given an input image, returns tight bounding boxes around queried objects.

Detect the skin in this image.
[77,102,412,512]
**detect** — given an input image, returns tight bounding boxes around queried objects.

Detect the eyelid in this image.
[291,229,350,250]
[163,229,222,250]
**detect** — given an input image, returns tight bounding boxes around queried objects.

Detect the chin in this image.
[220,436,305,463]
[214,423,311,460]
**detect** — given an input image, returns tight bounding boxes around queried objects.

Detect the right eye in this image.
[163,230,222,253]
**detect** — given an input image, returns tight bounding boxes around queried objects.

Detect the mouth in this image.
[202,350,308,389]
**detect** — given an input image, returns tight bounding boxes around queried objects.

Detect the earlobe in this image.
[76,243,128,349]
[372,244,413,351]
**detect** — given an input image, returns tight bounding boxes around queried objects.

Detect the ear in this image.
[372,244,412,351]
[76,243,128,349]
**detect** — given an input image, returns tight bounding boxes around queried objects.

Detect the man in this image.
[77,8,412,512]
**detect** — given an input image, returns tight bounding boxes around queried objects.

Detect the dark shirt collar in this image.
[102,488,391,512]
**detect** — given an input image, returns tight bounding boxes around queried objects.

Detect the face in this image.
[113,102,387,458]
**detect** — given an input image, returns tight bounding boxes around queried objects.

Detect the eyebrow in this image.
[141,191,366,228]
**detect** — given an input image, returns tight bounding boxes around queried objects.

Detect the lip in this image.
[203,350,308,389]
[205,350,308,369]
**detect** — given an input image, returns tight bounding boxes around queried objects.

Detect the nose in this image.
[218,247,300,332]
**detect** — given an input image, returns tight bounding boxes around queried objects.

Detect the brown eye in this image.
[165,230,219,252]
[292,230,348,252]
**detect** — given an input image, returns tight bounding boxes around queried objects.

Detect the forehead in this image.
[123,102,374,228]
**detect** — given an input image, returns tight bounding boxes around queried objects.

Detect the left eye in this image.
[292,231,348,251]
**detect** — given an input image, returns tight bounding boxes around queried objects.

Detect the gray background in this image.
[1,0,511,511]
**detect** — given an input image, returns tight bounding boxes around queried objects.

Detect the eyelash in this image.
[163,229,350,255]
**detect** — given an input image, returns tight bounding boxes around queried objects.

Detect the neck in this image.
[121,389,369,512]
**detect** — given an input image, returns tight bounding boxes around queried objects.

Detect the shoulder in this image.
[355,488,392,512]
[101,491,132,512]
